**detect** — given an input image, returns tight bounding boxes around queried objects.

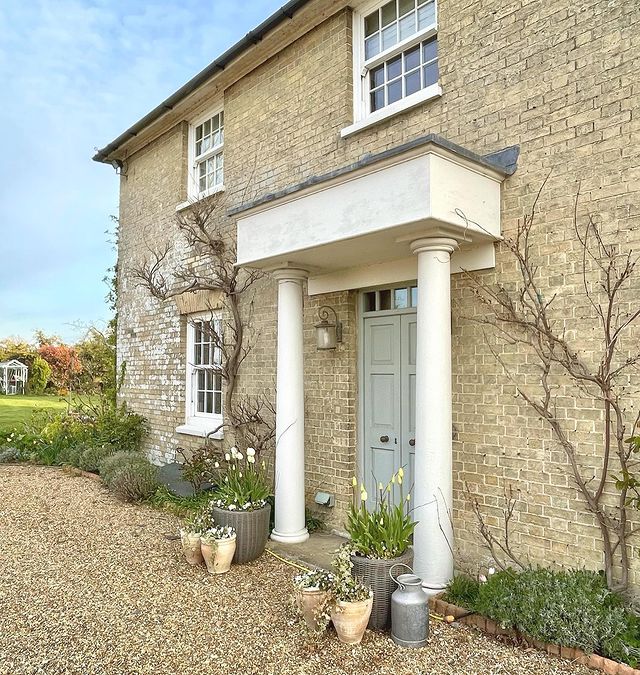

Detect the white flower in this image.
[488,567,496,576]
[479,574,487,583]
[230,446,238,459]
[246,447,256,457]
[247,456,255,464]
[236,452,243,460]
[224,453,230,461]
[214,461,220,468]
[238,472,243,478]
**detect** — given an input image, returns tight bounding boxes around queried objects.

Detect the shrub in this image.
[27,355,51,395]
[603,613,640,668]
[110,462,158,503]
[473,568,627,654]
[77,444,117,473]
[89,402,148,453]
[98,451,158,502]
[0,447,22,463]
[445,574,481,609]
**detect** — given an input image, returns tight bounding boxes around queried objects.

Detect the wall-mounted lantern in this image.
[315,305,343,350]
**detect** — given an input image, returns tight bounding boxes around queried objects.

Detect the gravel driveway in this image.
[0,465,592,675]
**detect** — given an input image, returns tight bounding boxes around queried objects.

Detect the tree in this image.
[464,181,640,591]
[131,190,274,454]
[0,337,36,364]
[27,355,51,395]
[38,343,83,392]
[76,327,116,395]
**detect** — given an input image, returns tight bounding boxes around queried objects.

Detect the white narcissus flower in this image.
[224,453,230,461]
[247,456,255,464]
[230,446,239,458]
[236,452,243,460]
[246,447,255,457]
[488,567,496,576]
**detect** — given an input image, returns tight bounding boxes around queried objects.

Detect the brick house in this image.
[94,0,640,593]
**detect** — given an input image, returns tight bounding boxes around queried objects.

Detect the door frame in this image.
[357,281,418,493]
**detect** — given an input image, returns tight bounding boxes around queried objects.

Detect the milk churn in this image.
[389,564,429,648]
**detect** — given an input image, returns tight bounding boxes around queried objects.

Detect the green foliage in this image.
[176,442,218,492]
[603,613,640,668]
[471,568,627,655]
[75,328,116,396]
[27,356,51,395]
[0,447,22,463]
[148,485,213,516]
[445,574,481,609]
[346,469,415,559]
[98,451,158,502]
[212,446,270,511]
[78,444,117,473]
[305,508,325,533]
[331,544,373,603]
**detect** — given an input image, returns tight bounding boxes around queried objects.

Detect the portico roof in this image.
[234,135,518,293]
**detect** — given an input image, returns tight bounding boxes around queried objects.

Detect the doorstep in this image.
[267,531,347,571]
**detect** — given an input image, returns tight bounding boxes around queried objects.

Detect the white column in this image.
[410,237,458,594]
[271,268,309,544]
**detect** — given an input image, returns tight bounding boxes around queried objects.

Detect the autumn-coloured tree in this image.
[38,344,83,392]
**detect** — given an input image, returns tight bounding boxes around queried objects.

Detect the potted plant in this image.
[179,509,213,566]
[347,469,416,629]
[293,569,335,632]
[329,545,373,644]
[200,525,237,574]
[210,446,271,563]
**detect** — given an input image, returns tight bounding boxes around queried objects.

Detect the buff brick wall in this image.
[116,1,640,580]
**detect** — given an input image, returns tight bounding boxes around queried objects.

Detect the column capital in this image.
[410,237,459,256]
[271,267,309,282]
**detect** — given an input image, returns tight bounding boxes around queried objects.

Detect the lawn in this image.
[0,394,68,431]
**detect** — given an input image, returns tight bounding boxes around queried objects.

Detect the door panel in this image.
[363,311,417,508]
[401,314,417,498]
[363,316,401,504]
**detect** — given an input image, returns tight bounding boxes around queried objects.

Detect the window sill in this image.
[176,423,224,440]
[340,84,442,139]
[176,185,225,212]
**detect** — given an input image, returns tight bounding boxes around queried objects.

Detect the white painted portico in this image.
[234,135,514,591]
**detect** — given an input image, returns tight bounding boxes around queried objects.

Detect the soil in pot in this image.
[331,598,374,645]
[351,548,413,629]
[212,504,270,563]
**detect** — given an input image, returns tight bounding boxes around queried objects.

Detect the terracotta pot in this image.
[212,505,270,563]
[212,536,236,574]
[296,587,330,632]
[330,597,374,645]
[180,531,203,566]
[200,538,216,573]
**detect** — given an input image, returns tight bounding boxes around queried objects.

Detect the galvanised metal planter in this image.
[350,548,413,629]
[212,504,271,563]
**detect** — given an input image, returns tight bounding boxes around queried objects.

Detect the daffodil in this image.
[361,489,368,502]
[352,476,357,487]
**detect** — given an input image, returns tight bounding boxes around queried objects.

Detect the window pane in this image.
[387,79,402,104]
[379,289,391,310]
[399,12,416,40]
[381,0,397,26]
[365,34,380,59]
[203,119,211,136]
[411,286,418,306]
[394,288,408,309]
[206,392,213,414]
[399,0,414,15]
[418,2,435,29]
[365,11,379,36]
[370,64,385,88]
[381,23,397,50]
[371,88,385,111]
[387,55,402,80]
[197,391,205,413]
[214,392,222,415]
[405,44,420,70]
[423,61,438,86]
[405,69,421,95]
[195,139,202,156]
[423,37,437,62]
[364,291,376,312]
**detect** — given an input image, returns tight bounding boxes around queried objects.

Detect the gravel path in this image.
[0,465,592,675]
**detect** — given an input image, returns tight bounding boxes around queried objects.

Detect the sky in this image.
[0,0,283,343]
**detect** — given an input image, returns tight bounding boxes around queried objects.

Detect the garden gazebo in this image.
[0,359,28,395]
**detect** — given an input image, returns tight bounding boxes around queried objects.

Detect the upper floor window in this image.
[189,109,224,199]
[343,0,440,136]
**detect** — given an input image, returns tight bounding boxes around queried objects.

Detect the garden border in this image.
[429,596,640,675]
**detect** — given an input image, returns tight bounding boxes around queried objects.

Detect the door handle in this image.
[409,438,415,447]
[380,435,389,443]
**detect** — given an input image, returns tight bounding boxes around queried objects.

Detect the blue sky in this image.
[0,0,282,343]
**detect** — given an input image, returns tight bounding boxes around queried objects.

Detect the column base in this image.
[270,528,310,544]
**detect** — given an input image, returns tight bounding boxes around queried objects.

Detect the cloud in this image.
[0,0,283,342]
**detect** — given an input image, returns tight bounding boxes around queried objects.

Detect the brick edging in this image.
[429,597,640,675]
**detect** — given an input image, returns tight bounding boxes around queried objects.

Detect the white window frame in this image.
[342,0,441,138]
[186,106,225,202]
[177,312,224,438]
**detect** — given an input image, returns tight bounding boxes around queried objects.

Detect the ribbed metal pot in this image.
[350,548,413,629]
[212,504,271,563]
